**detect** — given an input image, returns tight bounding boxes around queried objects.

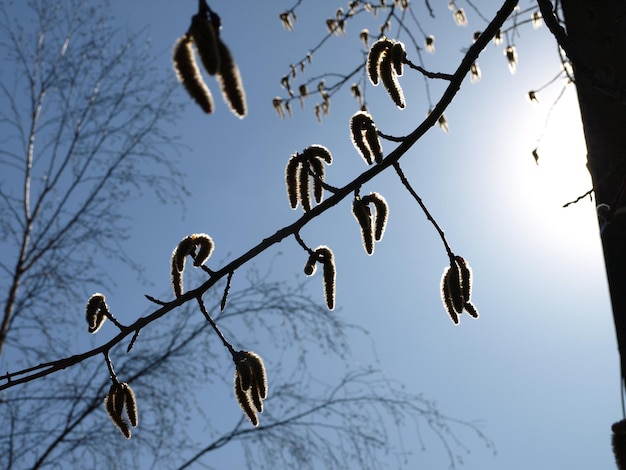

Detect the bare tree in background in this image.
[0,1,493,468]
[0,0,185,360]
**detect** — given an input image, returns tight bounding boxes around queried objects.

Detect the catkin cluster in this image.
[173,10,247,117]
[105,382,138,439]
[233,351,268,426]
[285,145,333,212]
[352,193,389,256]
[85,293,109,333]
[367,38,406,109]
[440,256,479,324]
[171,233,215,297]
[303,246,336,310]
[350,111,383,165]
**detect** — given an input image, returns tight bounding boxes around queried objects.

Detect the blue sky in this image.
[2,0,619,468]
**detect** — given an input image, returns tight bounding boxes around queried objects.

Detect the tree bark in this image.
[559,1,626,384]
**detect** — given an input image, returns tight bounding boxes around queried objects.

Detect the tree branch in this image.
[0,0,519,392]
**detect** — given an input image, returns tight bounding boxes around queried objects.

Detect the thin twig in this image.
[393,162,454,260]
[103,352,118,382]
[562,188,593,208]
[404,60,454,80]
[197,296,236,356]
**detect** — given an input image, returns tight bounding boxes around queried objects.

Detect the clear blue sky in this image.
[115,1,617,468]
[4,0,619,468]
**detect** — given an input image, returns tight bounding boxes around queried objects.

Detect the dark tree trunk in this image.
[559,1,626,385]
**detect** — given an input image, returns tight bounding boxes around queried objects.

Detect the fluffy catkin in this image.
[362,193,388,242]
[390,41,405,76]
[190,13,220,75]
[236,360,253,392]
[304,252,318,276]
[367,38,393,85]
[105,383,131,438]
[285,155,301,209]
[352,197,374,255]
[192,233,214,267]
[216,38,247,118]
[365,124,383,163]
[234,372,258,426]
[123,383,138,428]
[85,293,108,333]
[445,261,465,314]
[308,157,326,204]
[379,51,405,109]
[173,35,214,113]
[315,246,336,310]
[455,256,472,302]
[322,255,336,310]
[302,144,333,164]
[298,161,312,212]
[350,112,373,165]
[440,268,460,325]
[249,381,264,413]
[170,234,214,296]
[246,351,268,400]
[464,301,479,318]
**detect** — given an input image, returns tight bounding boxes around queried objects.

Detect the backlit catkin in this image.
[216,38,247,118]
[173,35,214,114]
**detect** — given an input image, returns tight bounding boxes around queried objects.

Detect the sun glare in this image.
[534,87,590,210]
[527,86,601,263]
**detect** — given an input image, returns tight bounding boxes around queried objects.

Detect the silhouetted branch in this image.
[1,0,519,393]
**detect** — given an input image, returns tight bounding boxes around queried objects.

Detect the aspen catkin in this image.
[304,252,318,276]
[192,233,214,267]
[362,192,388,242]
[367,38,393,85]
[440,268,460,325]
[123,383,138,428]
[315,246,336,310]
[390,41,405,76]
[234,371,258,426]
[445,260,465,314]
[302,144,333,164]
[379,51,405,109]
[455,256,472,302]
[85,293,108,333]
[246,351,268,400]
[285,155,301,209]
[171,234,215,297]
[105,383,131,439]
[365,125,383,164]
[173,35,214,113]
[190,13,221,76]
[298,161,312,212]
[309,156,326,204]
[249,379,264,413]
[352,197,374,255]
[350,112,374,165]
[236,359,253,392]
[216,38,247,118]
[464,301,479,318]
